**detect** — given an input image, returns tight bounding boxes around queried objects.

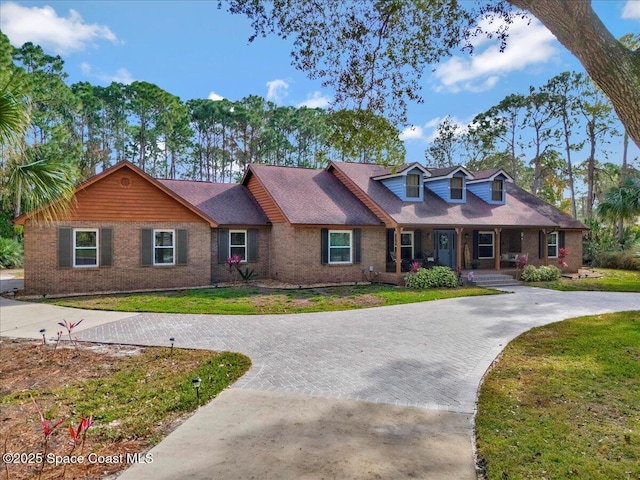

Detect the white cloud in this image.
[622,1,640,19]
[0,2,120,54]
[401,116,472,143]
[433,16,558,93]
[266,79,289,104]
[208,91,224,101]
[80,62,133,84]
[297,91,332,109]
[399,125,424,141]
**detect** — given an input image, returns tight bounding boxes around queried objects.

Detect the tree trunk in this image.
[618,130,629,244]
[586,123,596,220]
[509,0,640,149]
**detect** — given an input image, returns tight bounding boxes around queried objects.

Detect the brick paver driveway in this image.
[76,287,640,414]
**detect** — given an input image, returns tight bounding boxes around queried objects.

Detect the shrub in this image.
[520,264,561,282]
[0,237,23,268]
[405,266,457,289]
[598,250,640,271]
[520,265,541,282]
[538,265,561,281]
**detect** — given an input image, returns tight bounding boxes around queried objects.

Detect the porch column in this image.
[455,227,463,270]
[494,228,502,271]
[395,226,402,275]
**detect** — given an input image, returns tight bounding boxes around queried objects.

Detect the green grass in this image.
[45,284,500,314]
[2,347,251,444]
[476,311,640,480]
[530,268,640,292]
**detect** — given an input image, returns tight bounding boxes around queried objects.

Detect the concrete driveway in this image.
[2,286,638,479]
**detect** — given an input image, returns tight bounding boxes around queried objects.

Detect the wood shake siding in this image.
[246,174,287,223]
[65,169,204,222]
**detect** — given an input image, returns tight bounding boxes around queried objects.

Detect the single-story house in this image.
[14,160,587,295]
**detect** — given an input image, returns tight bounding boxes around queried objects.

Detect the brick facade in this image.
[210,227,271,283]
[23,220,211,296]
[268,224,387,284]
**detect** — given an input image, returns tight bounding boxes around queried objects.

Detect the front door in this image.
[434,230,456,268]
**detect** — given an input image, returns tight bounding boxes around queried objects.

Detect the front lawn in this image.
[476,311,640,480]
[45,284,500,314]
[529,268,640,292]
[0,338,250,479]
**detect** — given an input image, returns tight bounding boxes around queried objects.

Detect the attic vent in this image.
[120,177,130,187]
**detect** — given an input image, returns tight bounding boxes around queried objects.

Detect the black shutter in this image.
[539,230,544,259]
[387,229,394,261]
[218,229,229,263]
[353,229,361,264]
[414,230,423,258]
[321,228,328,264]
[100,228,113,267]
[472,230,479,259]
[58,228,72,268]
[177,229,188,265]
[141,229,153,266]
[558,231,565,249]
[247,229,258,263]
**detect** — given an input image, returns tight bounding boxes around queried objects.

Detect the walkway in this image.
[1,285,638,479]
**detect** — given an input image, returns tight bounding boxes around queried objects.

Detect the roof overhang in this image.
[467,169,515,184]
[14,161,217,227]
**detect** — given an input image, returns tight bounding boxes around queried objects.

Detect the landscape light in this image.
[192,377,201,401]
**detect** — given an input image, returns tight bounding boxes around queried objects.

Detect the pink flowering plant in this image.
[557,248,568,269]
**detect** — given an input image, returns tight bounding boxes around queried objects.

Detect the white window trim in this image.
[229,230,248,263]
[328,230,353,264]
[450,177,464,200]
[405,174,421,198]
[73,228,99,268]
[491,179,504,202]
[547,231,558,258]
[153,229,175,266]
[393,231,415,259]
[478,231,495,259]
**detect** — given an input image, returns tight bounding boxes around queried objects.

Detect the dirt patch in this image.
[0,338,215,480]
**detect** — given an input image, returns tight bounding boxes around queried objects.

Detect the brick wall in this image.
[269,224,387,284]
[521,228,583,272]
[210,227,271,283]
[23,220,211,296]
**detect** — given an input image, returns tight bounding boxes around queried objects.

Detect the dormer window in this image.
[450,177,463,200]
[491,179,504,202]
[406,174,421,198]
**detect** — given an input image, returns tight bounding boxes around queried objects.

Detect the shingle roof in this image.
[247,164,383,225]
[470,169,501,181]
[159,179,270,226]
[330,161,587,229]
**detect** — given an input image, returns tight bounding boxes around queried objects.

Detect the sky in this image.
[1,0,639,167]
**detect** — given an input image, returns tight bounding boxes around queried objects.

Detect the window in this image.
[478,231,495,259]
[450,177,463,200]
[547,231,558,258]
[406,174,420,198]
[491,179,504,202]
[393,231,414,260]
[154,229,175,265]
[229,230,247,262]
[73,229,98,267]
[329,230,352,264]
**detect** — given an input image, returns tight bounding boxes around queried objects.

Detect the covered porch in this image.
[385,226,549,275]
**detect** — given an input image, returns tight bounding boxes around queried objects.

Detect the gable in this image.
[244,172,287,223]
[16,163,212,225]
[72,168,208,222]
